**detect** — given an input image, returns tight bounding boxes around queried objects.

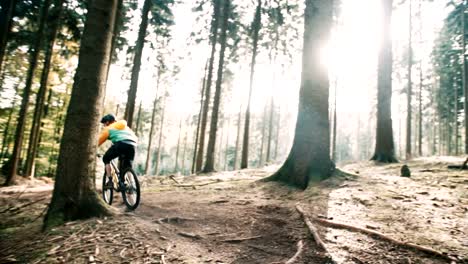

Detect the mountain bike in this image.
[102,154,140,210]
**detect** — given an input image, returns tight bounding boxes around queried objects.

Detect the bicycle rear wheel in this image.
[121,168,140,210]
[102,172,113,205]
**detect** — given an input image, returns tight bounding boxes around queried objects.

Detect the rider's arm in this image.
[98,128,109,146]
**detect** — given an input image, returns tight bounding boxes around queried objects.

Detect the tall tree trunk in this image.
[174,119,183,172]
[216,114,225,169]
[145,74,161,175]
[233,105,242,170]
[43,0,117,228]
[154,90,167,175]
[266,0,334,189]
[203,0,230,173]
[196,0,221,172]
[25,0,65,178]
[406,0,413,160]
[124,0,151,128]
[241,0,261,169]
[0,0,17,74]
[418,65,423,156]
[371,0,398,163]
[191,61,208,174]
[5,0,52,185]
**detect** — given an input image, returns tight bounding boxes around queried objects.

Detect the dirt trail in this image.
[0,157,467,263]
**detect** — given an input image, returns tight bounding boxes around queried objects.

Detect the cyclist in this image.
[98,114,138,189]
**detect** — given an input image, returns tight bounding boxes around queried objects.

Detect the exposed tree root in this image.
[220,235,262,243]
[370,153,399,163]
[285,240,304,264]
[174,180,221,188]
[295,206,327,251]
[0,197,47,214]
[311,215,457,261]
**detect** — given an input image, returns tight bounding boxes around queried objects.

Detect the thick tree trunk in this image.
[371,0,398,163]
[145,74,161,175]
[241,0,261,169]
[124,0,151,128]
[203,0,230,173]
[233,105,242,170]
[191,62,208,174]
[196,0,220,172]
[406,0,412,160]
[5,0,52,186]
[0,0,16,74]
[266,0,335,189]
[43,0,117,228]
[25,0,65,178]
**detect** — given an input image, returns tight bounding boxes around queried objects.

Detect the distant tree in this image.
[266,0,335,189]
[24,0,65,177]
[241,0,262,169]
[43,0,118,228]
[5,0,52,186]
[371,0,398,163]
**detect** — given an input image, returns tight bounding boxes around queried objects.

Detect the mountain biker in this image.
[98,114,138,188]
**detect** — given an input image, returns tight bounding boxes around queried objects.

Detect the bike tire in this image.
[121,168,140,210]
[102,172,113,205]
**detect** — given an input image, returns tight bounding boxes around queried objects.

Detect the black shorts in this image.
[103,141,136,165]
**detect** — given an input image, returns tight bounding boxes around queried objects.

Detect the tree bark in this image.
[266,0,335,189]
[371,0,398,163]
[241,0,262,169]
[196,0,221,172]
[0,0,17,74]
[332,79,337,162]
[259,101,268,166]
[406,0,413,160]
[43,0,117,228]
[124,0,151,128]
[25,0,65,178]
[203,0,230,173]
[5,0,52,186]
[135,101,143,135]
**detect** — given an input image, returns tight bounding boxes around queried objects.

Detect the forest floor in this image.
[0,156,467,264]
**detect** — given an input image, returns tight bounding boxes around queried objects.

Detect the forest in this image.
[0,0,467,263]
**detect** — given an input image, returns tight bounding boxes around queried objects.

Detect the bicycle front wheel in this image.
[102,172,113,205]
[121,168,140,210]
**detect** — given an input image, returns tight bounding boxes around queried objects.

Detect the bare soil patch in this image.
[0,157,467,263]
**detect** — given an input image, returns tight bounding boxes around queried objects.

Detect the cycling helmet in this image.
[100,114,116,124]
